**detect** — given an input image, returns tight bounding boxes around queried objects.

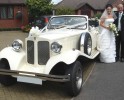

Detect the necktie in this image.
[118,12,122,31]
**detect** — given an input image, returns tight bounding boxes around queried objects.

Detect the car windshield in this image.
[47,16,87,30]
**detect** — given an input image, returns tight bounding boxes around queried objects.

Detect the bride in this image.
[98,4,117,63]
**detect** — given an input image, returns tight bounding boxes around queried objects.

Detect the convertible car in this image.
[0,15,100,96]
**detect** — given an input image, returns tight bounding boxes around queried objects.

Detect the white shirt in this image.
[118,12,123,31]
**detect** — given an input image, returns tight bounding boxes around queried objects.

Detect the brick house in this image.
[56,0,124,17]
[0,0,28,29]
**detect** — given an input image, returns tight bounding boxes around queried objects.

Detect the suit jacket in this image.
[114,11,124,40]
[114,11,124,32]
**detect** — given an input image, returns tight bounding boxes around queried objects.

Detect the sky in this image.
[52,0,62,4]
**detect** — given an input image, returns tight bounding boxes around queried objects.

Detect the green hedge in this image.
[0,28,21,31]
[56,7,75,15]
[93,13,102,19]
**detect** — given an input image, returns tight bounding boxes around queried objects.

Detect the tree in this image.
[55,7,75,15]
[26,0,53,19]
[93,13,102,19]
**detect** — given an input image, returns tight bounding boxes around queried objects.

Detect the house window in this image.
[0,6,14,19]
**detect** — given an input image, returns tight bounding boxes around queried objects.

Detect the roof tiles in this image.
[0,0,25,4]
[56,0,113,10]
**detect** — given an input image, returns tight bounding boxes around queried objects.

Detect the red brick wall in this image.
[0,5,28,28]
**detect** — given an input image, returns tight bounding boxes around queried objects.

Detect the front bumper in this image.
[0,69,70,82]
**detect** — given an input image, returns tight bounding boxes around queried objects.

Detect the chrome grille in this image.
[27,40,34,64]
[38,41,50,65]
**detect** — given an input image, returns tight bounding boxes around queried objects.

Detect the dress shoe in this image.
[120,58,124,62]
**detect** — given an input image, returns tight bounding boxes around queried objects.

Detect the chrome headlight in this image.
[51,42,62,53]
[12,39,23,52]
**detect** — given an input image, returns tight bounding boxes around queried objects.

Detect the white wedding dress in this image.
[99,18,116,63]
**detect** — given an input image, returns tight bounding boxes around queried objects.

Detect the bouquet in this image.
[109,23,118,36]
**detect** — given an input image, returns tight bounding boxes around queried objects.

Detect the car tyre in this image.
[84,33,92,55]
[65,61,83,96]
[0,61,17,86]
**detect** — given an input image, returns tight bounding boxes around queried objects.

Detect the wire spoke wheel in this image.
[76,67,83,90]
[84,33,92,55]
[87,37,92,55]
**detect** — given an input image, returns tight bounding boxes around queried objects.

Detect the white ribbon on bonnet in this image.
[29,26,41,37]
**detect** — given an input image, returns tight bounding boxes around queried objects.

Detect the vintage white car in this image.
[0,15,99,96]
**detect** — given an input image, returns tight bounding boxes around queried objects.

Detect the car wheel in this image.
[0,61,17,86]
[84,33,92,55]
[65,61,83,96]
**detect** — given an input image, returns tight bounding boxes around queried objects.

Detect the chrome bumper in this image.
[0,69,70,82]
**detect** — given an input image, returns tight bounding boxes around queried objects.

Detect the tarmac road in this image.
[0,31,94,100]
[74,62,124,100]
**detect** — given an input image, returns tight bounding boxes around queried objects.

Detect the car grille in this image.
[38,41,50,65]
[27,40,50,65]
[27,40,34,64]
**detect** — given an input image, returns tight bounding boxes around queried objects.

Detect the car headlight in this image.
[51,42,62,53]
[12,39,23,52]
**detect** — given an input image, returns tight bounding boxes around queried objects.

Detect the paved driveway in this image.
[0,31,28,50]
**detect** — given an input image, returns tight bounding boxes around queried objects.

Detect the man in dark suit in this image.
[114,4,124,62]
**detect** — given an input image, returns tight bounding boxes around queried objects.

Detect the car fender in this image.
[0,47,25,70]
[44,49,91,74]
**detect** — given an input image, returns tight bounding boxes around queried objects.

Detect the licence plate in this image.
[17,76,42,85]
